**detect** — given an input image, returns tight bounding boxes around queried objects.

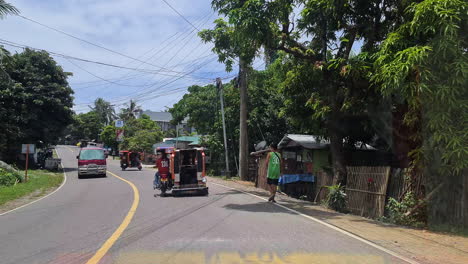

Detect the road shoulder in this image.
[207,176,468,264]
[0,170,65,215]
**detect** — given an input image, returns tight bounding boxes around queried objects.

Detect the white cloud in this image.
[2,0,230,113]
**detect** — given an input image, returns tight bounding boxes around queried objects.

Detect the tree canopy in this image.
[0,48,74,160]
[119,114,163,152]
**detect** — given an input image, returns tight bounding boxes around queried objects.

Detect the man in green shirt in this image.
[265,143,281,203]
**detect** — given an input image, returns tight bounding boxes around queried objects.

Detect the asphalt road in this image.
[0,146,408,264]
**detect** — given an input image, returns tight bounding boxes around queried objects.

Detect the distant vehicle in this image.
[119,150,142,171]
[170,148,208,196]
[77,147,107,178]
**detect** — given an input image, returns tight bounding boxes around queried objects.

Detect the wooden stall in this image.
[277,134,331,200]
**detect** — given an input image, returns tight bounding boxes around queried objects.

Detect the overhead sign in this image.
[21,144,35,154]
[116,130,124,142]
[115,120,124,128]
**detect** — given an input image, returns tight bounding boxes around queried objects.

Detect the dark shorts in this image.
[267,178,279,185]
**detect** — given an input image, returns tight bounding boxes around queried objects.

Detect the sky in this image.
[1,0,265,113]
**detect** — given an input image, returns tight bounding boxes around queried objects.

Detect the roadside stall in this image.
[277,134,331,200]
[251,134,331,200]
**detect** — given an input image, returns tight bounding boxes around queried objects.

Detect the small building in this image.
[142,110,195,134]
[251,134,331,200]
[278,134,331,200]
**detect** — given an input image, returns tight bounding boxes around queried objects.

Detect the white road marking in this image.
[211,182,420,264]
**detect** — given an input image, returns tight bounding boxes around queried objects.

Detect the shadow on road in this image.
[223,202,298,214]
[63,167,77,173]
[78,174,107,179]
[214,190,240,196]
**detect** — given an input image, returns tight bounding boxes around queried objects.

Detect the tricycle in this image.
[170,148,208,196]
[119,150,142,171]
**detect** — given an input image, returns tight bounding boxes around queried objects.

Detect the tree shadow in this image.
[276,200,344,220]
[223,202,298,214]
[63,167,77,173]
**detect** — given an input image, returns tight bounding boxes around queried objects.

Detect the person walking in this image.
[265,143,282,202]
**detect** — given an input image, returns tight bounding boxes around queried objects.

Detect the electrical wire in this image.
[74,11,215,92]
[17,14,185,72]
[0,39,213,79]
[161,0,200,31]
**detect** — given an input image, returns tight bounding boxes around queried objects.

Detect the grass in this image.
[0,170,64,206]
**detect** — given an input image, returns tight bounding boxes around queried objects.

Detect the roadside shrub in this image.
[324,184,347,212]
[383,191,426,228]
[0,168,22,187]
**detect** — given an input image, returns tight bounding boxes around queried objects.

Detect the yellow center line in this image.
[85,171,140,264]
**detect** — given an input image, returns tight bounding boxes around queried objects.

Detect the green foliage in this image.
[119,115,163,152]
[374,0,468,176]
[100,125,117,149]
[90,98,116,126]
[0,0,19,19]
[119,100,141,122]
[324,184,347,212]
[0,48,74,160]
[125,130,162,153]
[0,167,22,186]
[170,71,289,173]
[383,192,426,228]
[205,0,407,183]
[73,111,102,141]
[0,170,63,206]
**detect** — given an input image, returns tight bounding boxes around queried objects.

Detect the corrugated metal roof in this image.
[142,111,172,122]
[166,136,199,143]
[142,111,189,123]
[278,134,329,149]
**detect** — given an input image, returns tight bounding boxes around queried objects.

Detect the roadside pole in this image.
[216,78,230,177]
[25,144,29,182]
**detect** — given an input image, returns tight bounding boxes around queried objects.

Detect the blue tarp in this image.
[279,174,315,184]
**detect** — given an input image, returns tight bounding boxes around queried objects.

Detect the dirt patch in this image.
[0,186,58,214]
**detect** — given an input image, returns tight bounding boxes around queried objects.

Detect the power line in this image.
[17,14,184,72]
[161,0,200,31]
[78,11,214,92]
[65,58,152,87]
[0,39,212,79]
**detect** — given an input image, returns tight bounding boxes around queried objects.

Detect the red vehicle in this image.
[119,150,142,171]
[77,147,107,178]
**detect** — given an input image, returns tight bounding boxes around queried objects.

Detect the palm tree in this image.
[90,98,116,126]
[119,100,142,121]
[0,1,19,19]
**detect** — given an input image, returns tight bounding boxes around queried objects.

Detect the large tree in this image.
[100,125,118,150]
[170,70,289,174]
[373,0,468,228]
[119,99,142,122]
[90,98,115,126]
[206,0,404,184]
[119,114,163,152]
[199,14,262,179]
[0,48,74,160]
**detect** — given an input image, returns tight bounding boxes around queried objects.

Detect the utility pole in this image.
[216,78,230,177]
[238,58,249,181]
